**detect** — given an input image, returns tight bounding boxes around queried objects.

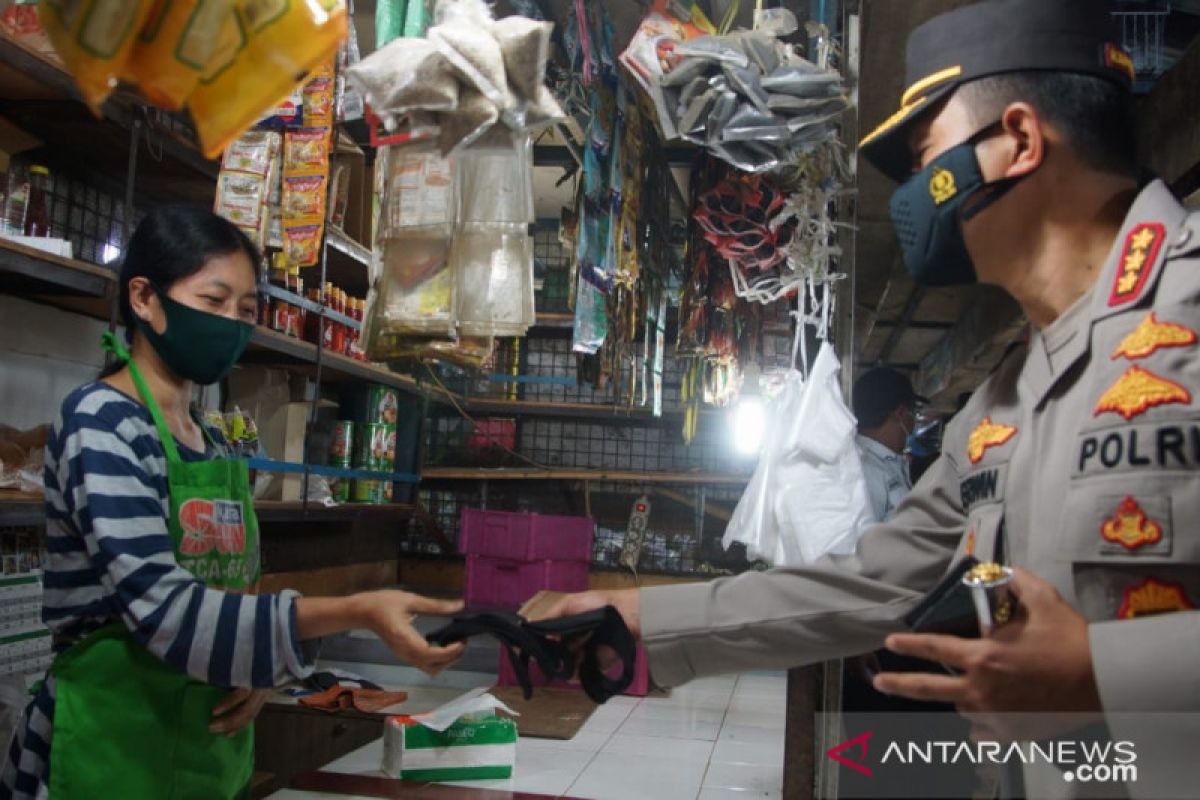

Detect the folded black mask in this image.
[426,605,638,703]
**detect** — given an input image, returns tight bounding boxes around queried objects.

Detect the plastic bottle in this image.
[23,164,50,237]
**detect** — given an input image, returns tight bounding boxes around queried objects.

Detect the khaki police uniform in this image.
[642,179,1200,799]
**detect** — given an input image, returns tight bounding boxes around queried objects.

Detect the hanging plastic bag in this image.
[40,0,155,112]
[722,369,804,564]
[188,0,348,159]
[124,0,234,111]
[773,343,874,565]
[345,37,459,122]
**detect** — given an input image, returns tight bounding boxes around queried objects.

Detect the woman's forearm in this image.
[294,594,374,641]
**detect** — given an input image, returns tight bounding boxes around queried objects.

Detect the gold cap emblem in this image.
[929,167,957,205]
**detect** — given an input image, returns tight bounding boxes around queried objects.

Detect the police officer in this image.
[537,1,1199,796]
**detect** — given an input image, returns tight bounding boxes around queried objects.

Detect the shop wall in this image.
[0,294,108,430]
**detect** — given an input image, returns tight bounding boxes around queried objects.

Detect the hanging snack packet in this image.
[40,0,155,112]
[222,130,278,176]
[284,128,331,174]
[283,222,323,266]
[283,174,326,219]
[214,172,266,228]
[126,0,234,110]
[189,0,348,159]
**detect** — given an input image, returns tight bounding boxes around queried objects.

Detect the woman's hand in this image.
[359,590,466,675]
[209,687,270,735]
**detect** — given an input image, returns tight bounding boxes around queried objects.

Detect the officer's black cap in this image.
[859,0,1134,181]
[853,368,928,428]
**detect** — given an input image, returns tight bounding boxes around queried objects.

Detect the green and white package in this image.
[382,713,517,781]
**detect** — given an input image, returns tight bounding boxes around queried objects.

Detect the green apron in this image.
[48,332,261,799]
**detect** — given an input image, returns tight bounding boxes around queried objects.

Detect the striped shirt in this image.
[1,383,315,799]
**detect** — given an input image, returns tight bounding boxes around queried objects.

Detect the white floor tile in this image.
[697,786,782,799]
[638,691,731,713]
[520,729,613,753]
[601,733,716,762]
[722,709,786,730]
[717,722,787,747]
[732,674,788,698]
[703,760,784,794]
[675,675,738,696]
[625,703,727,726]
[727,694,787,716]
[578,702,636,736]
[618,711,722,741]
[440,745,595,796]
[568,751,706,800]
[711,736,785,767]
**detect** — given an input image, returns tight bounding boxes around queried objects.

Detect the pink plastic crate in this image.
[463,556,590,608]
[497,641,651,697]
[458,509,594,562]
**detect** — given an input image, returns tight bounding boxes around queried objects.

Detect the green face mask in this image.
[136,288,253,385]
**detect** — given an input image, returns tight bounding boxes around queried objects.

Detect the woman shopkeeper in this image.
[1,207,464,799]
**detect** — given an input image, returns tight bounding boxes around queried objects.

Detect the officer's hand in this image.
[873,568,1102,740]
[525,588,642,639]
[210,687,270,736]
[364,590,466,675]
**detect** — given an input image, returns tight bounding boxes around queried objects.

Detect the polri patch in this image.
[967,417,1017,465]
[1100,496,1163,552]
[1108,223,1165,307]
[1111,312,1197,361]
[1094,366,1191,420]
[1117,577,1194,619]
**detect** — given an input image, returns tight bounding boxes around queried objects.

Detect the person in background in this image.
[1,206,465,800]
[852,367,927,522]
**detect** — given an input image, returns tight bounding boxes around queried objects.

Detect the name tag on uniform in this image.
[959,463,1008,512]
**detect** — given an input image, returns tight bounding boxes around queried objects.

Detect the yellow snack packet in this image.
[40,0,155,113]
[126,0,235,110]
[188,0,348,159]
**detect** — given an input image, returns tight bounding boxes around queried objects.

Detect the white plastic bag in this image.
[723,343,874,566]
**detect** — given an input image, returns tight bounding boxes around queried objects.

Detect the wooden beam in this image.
[913,286,1025,399]
[649,486,733,523]
[1137,35,1200,189]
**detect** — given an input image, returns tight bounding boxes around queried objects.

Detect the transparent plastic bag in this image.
[189,0,348,158]
[345,37,459,119]
[456,137,533,225]
[384,147,457,236]
[365,235,456,346]
[40,0,154,112]
[453,225,534,338]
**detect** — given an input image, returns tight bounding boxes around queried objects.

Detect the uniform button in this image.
[1174,226,1193,249]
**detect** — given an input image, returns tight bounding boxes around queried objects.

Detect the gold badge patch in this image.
[1094,366,1191,420]
[1100,496,1163,551]
[1111,312,1198,361]
[1105,43,1136,83]
[967,418,1017,465]
[929,167,957,205]
[1117,578,1194,619]
[1108,223,1166,307]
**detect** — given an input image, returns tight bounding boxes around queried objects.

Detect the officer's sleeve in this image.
[641,453,968,687]
[1089,612,1200,712]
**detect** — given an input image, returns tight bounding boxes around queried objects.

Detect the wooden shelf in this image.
[254,501,414,523]
[0,33,218,200]
[244,327,452,404]
[420,467,750,485]
[0,493,415,525]
[0,491,43,525]
[0,237,114,298]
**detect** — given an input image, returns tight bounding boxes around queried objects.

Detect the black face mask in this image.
[427,606,638,703]
[889,122,1027,287]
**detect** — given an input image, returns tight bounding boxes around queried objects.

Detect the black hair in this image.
[956,71,1137,176]
[101,206,260,376]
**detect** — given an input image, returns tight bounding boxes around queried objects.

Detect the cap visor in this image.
[858,84,954,181]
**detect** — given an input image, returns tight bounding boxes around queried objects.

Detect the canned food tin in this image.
[369,385,400,425]
[356,423,388,469]
[352,478,379,503]
[330,421,355,463]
